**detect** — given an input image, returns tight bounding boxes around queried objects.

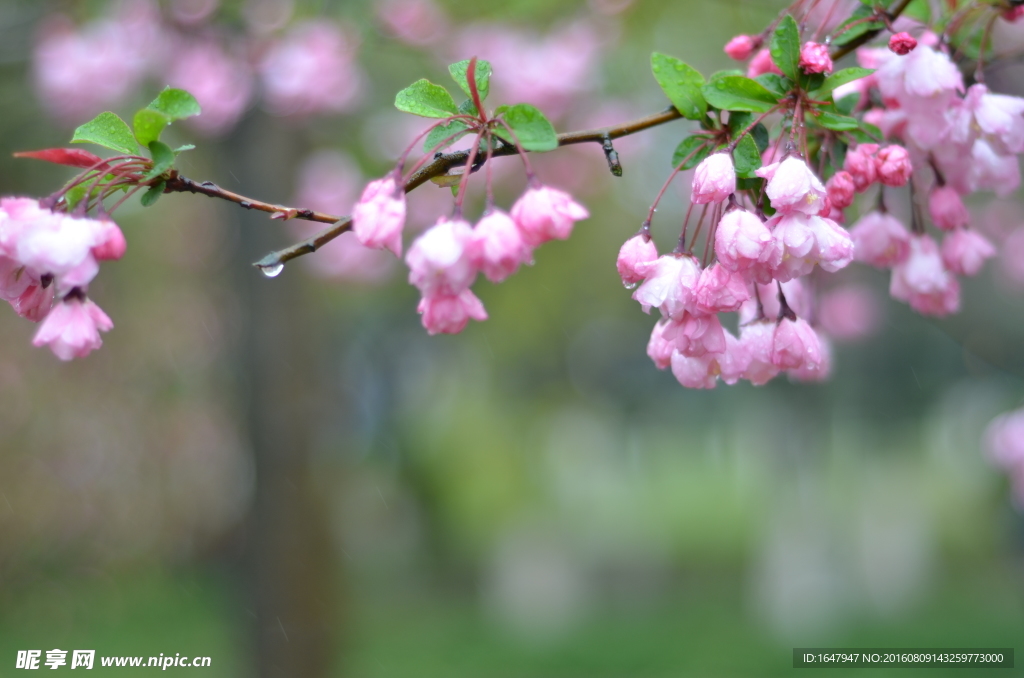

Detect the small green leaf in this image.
[650,52,707,120]
[174,144,196,153]
[754,73,792,98]
[702,76,779,113]
[736,176,764,191]
[494,104,557,152]
[732,134,762,178]
[834,94,859,115]
[64,184,89,210]
[671,136,712,169]
[71,112,141,155]
[448,59,492,101]
[147,87,202,121]
[458,99,479,117]
[729,112,769,151]
[815,111,860,131]
[424,119,470,152]
[769,14,801,82]
[811,67,874,98]
[144,141,175,179]
[133,108,171,147]
[141,180,166,207]
[395,79,460,118]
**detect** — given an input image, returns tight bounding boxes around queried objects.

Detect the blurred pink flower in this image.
[166,39,254,136]
[376,0,448,46]
[818,285,881,341]
[32,296,113,361]
[169,0,220,25]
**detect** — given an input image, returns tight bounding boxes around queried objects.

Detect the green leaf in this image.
[144,141,175,179]
[458,99,479,117]
[64,183,89,210]
[769,15,801,82]
[494,104,558,152]
[754,73,792,98]
[811,67,874,98]
[650,52,707,120]
[395,79,460,118]
[702,76,779,113]
[147,88,201,121]
[736,176,764,191]
[424,119,470,152]
[904,0,931,23]
[671,135,712,169]
[141,180,166,207]
[133,108,171,148]
[448,59,492,101]
[815,111,860,131]
[71,112,141,155]
[835,94,859,115]
[732,134,762,178]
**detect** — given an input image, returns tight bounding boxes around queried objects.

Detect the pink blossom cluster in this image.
[985,407,1024,507]
[621,154,855,389]
[0,198,125,360]
[352,175,588,334]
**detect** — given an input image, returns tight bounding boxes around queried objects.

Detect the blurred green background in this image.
[1,0,1023,676]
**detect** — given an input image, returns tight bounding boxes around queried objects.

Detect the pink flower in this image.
[511,185,589,247]
[647,319,675,370]
[985,408,1024,469]
[470,210,532,283]
[10,282,55,322]
[670,351,718,389]
[616,232,658,286]
[352,175,406,256]
[757,157,828,215]
[376,0,448,46]
[694,263,750,313]
[767,212,854,281]
[928,185,970,231]
[799,42,833,74]
[663,312,727,358]
[91,219,126,261]
[789,335,832,382]
[747,49,782,78]
[818,285,881,341]
[952,84,1024,155]
[631,253,702,318]
[737,320,779,386]
[843,144,879,191]
[890,235,960,316]
[691,153,736,204]
[941,228,995,276]
[826,171,856,210]
[888,32,917,55]
[32,295,113,360]
[714,208,779,283]
[717,331,750,385]
[406,216,476,295]
[724,34,757,61]
[417,289,487,335]
[849,210,911,268]
[876,145,912,187]
[771,317,823,371]
[1003,6,1024,22]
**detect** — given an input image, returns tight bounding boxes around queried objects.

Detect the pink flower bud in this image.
[714,208,779,282]
[691,153,736,204]
[470,209,532,283]
[664,311,727,358]
[876,145,912,187]
[928,185,970,230]
[616,233,658,286]
[91,219,126,261]
[941,228,995,276]
[417,289,488,335]
[724,34,757,61]
[799,42,833,74]
[510,185,589,247]
[757,157,827,215]
[1002,6,1024,22]
[890,235,960,316]
[631,253,702,319]
[843,144,879,191]
[694,263,751,313]
[826,171,856,209]
[849,210,911,268]
[32,295,113,360]
[352,175,406,256]
[771,317,823,371]
[888,32,918,55]
[747,49,782,78]
[406,216,476,295]
[647,319,675,370]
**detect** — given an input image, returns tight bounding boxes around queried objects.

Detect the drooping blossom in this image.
[766,212,854,281]
[694,263,750,313]
[843,144,879,191]
[663,312,727,358]
[889,234,960,316]
[632,253,702,318]
[826,171,856,210]
[941,228,996,276]
[888,32,917,55]
[771,317,823,372]
[789,335,832,382]
[470,210,532,283]
[406,217,476,296]
[691,153,736,204]
[416,289,488,335]
[670,350,718,389]
[714,208,779,283]
[799,42,833,74]
[616,232,658,286]
[724,34,757,61]
[510,185,589,246]
[876,145,913,186]
[647,319,675,370]
[352,175,406,256]
[928,185,970,230]
[818,285,881,341]
[32,294,113,361]
[757,157,828,215]
[849,210,911,268]
[737,320,779,386]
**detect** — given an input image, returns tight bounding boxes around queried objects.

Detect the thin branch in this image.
[828,0,915,61]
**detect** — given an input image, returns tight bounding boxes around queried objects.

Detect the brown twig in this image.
[828,0,915,61]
